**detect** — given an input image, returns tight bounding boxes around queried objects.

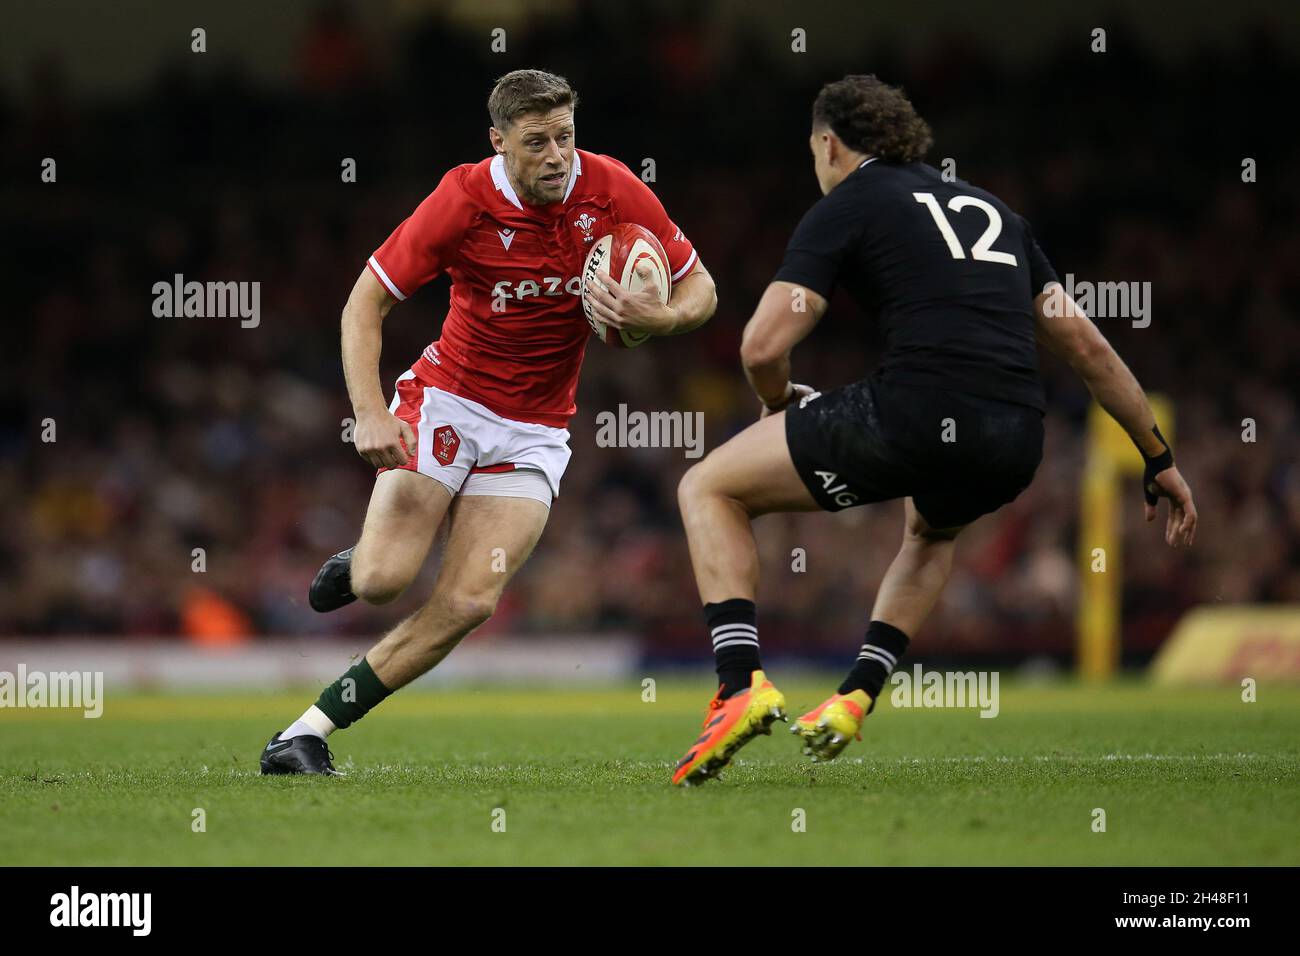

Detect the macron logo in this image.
[497,229,515,251]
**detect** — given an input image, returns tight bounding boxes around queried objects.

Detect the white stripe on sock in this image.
[711,623,757,636]
[712,637,761,651]
[858,644,898,667]
[712,635,758,648]
[857,649,897,671]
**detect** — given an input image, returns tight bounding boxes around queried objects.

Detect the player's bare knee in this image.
[677,460,717,514]
[351,564,410,605]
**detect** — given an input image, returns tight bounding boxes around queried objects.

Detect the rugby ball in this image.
[581,223,672,349]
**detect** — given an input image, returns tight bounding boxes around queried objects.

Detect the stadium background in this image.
[3,0,1298,677]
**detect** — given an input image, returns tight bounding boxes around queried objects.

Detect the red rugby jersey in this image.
[367,149,699,427]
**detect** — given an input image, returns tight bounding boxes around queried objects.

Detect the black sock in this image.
[838,620,910,702]
[706,598,760,699]
[314,657,392,730]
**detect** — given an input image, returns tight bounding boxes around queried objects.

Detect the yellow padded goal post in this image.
[1077,395,1174,680]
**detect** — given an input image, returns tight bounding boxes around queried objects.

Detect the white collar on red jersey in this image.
[491,151,583,210]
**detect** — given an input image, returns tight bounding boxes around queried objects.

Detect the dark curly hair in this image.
[812,75,932,163]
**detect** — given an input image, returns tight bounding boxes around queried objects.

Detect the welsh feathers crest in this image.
[574,213,598,241]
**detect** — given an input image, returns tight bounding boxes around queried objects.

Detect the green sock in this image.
[314,658,392,730]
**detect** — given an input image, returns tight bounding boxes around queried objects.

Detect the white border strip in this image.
[368,255,407,301]
[670,248,698,282]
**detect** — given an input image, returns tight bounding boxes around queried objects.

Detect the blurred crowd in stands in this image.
[3,3,1298,663]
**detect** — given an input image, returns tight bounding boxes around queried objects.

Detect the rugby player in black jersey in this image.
[671,75,1196,786]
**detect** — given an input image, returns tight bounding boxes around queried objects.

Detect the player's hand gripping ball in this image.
[581,223,672,348]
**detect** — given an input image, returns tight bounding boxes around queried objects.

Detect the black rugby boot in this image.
[308,547,357,612]
[259,732,344,776]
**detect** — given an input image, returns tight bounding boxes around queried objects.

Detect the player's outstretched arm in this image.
[740,281,827,414]
[1033,284,1197,547]
[341,268,416,470]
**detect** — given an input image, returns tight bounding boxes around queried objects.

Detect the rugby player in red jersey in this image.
[261,69,716,774]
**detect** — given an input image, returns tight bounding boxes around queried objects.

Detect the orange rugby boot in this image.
[672,670,787,786]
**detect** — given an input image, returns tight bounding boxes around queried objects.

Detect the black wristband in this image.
[1137,424,1174,506]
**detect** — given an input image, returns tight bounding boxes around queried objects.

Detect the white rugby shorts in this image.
[379,370,570,507]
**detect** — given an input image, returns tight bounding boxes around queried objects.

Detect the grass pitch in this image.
[2,679,1298,866]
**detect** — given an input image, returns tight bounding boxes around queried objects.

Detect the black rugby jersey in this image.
[774,159,1058,410]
